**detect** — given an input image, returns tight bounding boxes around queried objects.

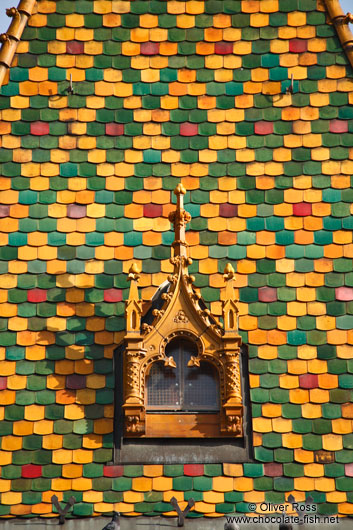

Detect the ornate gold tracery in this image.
[122,185,243,438]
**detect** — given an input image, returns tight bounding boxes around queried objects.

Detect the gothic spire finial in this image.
[168,183,191,260]
[125,263,142,333]
[223,263,239,334]
[223,263,236,302]
[128,262,140,282]
[127,263,140,303]
[224,263,235,281]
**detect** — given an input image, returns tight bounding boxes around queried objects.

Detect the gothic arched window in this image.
[146,338,220,412]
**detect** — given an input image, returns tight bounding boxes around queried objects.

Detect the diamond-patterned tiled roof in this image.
[0,0,353,521]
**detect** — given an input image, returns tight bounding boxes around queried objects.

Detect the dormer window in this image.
[121,184,244,439]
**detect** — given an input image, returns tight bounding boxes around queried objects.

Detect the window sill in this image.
[124,413,244,438]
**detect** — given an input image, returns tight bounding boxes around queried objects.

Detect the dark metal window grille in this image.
[146,338,219,411]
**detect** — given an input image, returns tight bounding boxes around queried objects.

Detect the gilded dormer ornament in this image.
[121,186,243,438]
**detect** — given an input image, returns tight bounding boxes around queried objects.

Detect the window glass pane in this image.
[147,348,180,409]
[184,358,219,411]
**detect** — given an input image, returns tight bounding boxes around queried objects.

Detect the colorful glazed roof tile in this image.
[0,0,353,521]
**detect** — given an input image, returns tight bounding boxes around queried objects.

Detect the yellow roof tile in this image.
[0,450,11,466]
[293,448,314,464]
[281,53,299,68]
[176,14,195,28]
[13,420,33,436]
[292,477,315,491]
[72,449,92,464]
[223,464,243,477]
[161,32,179,47]
[331,418,352,435]
[246,244,265,260]
[113,503,135,514]
[123,491,144,503]
[33,420,54,435]
[309,388,329,404]
[257,345,277,360]
[70,478,92,491]
[74,359,94,375]
[238,315,257,331]
[243,492,265,506]
[279,374,298,389]
[211,476,233,492]
[24,345,44,361]
[2,435,22,451]
[305,272,324,288]
[94,1,113,14]
[317,374,338,390]
[63,402,85,419]
[2,491,22,505]
[83,433,103,449]
[65,342,85,359]
[83,491,103,503]
[203,491,224,504]
[251,12,269,26]
[0,361,15,376]
[281,433,302,449]
[297,344,317,361]
[10,96,30,110]
[327,329,347,345]
[301,403,321,419]
[233,477,253,491]
[194,501,215,514]
[306,359,326,374]
[145,476,173,491]
[314,477,336,492]
[262,403,282,418]
[327,492,347,504]
[132,477,153,492]
[163,491,183,503]
[215,69,233,82]
[7,373,27,388]
[185,1,204,14]
[42,434,63,451]
[289,388,308,404]
[253,417,272,433]
[287,359,308,375]
[302,463,324,478]
[198,258,218,274]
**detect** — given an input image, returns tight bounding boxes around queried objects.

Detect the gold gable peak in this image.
[124,188,243,342]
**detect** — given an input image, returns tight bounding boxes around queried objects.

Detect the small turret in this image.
[125,263,142,333]
[222,263,239,334]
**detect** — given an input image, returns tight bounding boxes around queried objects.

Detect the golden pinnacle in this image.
[174,183,186,196]
[128,262,140,280]
[224,263,235,280]
[129,263,140,274]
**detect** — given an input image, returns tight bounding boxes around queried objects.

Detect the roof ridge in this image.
[323,0,353,69]
[0,0,36,87]
[0,1,352,89]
